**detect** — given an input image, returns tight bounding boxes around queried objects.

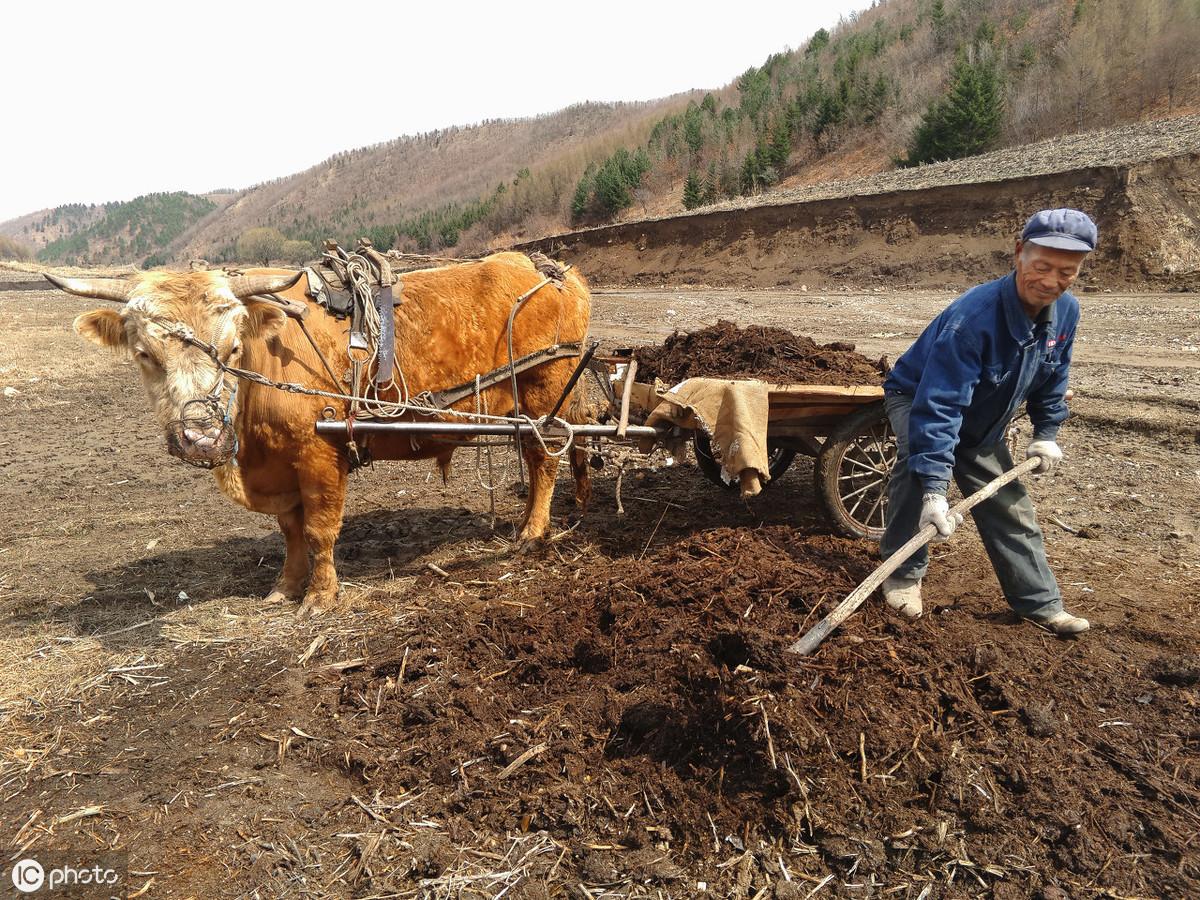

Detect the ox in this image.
[49,253,592,616]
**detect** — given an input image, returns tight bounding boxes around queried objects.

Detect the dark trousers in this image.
[880,393,1063,617]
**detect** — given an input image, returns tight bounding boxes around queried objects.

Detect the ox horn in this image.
[43,273,133,303]
[226,272,303,300]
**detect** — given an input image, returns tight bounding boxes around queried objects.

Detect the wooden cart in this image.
[317,350,898,540]
[604,361,897,539]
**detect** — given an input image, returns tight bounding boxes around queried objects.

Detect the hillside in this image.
[1,192,235,267]
[173,99,695,264]
[2,0,1198,268]
[1,204,107,256]
[531,0,1200,242]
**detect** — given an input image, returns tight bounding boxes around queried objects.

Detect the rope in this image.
[517,415,575,459]
[502,265,573,484]
[136,254,581,461]
[145,314,579,451]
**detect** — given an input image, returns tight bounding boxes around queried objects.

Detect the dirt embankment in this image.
[521,145,1200,293]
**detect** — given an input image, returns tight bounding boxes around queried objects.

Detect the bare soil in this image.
[1,274,1197,898]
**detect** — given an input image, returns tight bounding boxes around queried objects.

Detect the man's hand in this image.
[920,493,963,542]
[1026,439,1063,474]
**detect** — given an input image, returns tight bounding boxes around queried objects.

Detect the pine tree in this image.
[682,170,704,210]
[684,102,705,155]
[903,51,1004,166]
[812,88,846,139]
[768,117,792,170]
[570,166,595,223]
[719,150,740,198]
[593,152,635,217]
[702,161,719,205]
[929,0,948,49]
[631,148,651,182]
[740,151,760,195]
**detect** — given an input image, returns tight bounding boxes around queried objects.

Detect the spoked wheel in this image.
[815,402,896,539]
[693,431,797,490]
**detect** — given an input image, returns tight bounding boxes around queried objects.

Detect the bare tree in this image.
[1157,11,1200,113]
[236,227,286,266]
[1055,34,1102,132]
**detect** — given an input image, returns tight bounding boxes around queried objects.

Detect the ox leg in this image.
[569,440,592,518]
[296,465,348,618]
[266,506,309,604]
[517,443,560,541]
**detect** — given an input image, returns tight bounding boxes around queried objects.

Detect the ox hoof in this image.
[265,589,298,605]
[295,601,324,620]
[515,535,548,556]
[296,592,339,619]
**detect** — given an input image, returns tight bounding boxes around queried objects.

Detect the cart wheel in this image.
[816,401,896,539]
[693,431,797,491]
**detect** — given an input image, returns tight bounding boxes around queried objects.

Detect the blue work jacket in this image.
[883,272,1077,494]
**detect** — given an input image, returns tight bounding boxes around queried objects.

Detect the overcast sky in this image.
[1,0,870,223]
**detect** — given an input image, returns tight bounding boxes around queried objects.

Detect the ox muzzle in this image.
[165,396,238,469]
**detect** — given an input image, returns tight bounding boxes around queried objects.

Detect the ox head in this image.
[49,270,301,467]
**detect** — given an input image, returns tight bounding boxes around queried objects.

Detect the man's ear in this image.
[74,309,129,350]
[243,300,287,342]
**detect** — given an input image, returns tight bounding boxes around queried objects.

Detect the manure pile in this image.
[317,526,1198,897]
[632,320,886,386]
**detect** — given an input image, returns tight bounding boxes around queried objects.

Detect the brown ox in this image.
[49,253,592,615]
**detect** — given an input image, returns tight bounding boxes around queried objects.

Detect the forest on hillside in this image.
[4,0,1197,268]
[324,0,1199,258]
[35,193,218,267]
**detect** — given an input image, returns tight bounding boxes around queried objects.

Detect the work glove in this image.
[1026,439,1063,474]
[920,492,963,542]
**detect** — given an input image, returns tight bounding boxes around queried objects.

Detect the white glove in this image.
[920,493,963,542]
[1026,439,1063,474]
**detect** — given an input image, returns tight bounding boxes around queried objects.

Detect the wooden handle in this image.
[787,455,1042,656]
[616,358,637,439]
[252,292,309,320]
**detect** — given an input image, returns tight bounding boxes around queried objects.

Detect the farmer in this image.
[879,208,1097,635]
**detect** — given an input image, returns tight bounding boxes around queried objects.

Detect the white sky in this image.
[0,0,870,223]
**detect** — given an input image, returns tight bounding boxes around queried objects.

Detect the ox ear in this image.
[242,299,288,342]
[74,309,129,350]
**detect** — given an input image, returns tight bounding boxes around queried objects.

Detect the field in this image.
[1,273,1198,898]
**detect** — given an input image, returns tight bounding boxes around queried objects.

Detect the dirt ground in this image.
[1,274,1197,899]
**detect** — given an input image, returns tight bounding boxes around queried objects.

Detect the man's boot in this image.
[1024,609,1090,635]
[881,575,923,618]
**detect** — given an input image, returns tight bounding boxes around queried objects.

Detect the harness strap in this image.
[375,282,396,385]
[424,342,584,411]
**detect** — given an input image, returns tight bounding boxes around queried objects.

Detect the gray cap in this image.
[1021,208,1098,252]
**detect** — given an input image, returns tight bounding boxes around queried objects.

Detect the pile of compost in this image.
[633,320,886,386]
[316,524,1197,897]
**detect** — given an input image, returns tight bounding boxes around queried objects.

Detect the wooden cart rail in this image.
[762,384,884,427]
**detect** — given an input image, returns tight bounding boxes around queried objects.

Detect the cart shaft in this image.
[315,420,664,440]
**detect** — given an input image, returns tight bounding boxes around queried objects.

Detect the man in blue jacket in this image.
[879,209,1097,635]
